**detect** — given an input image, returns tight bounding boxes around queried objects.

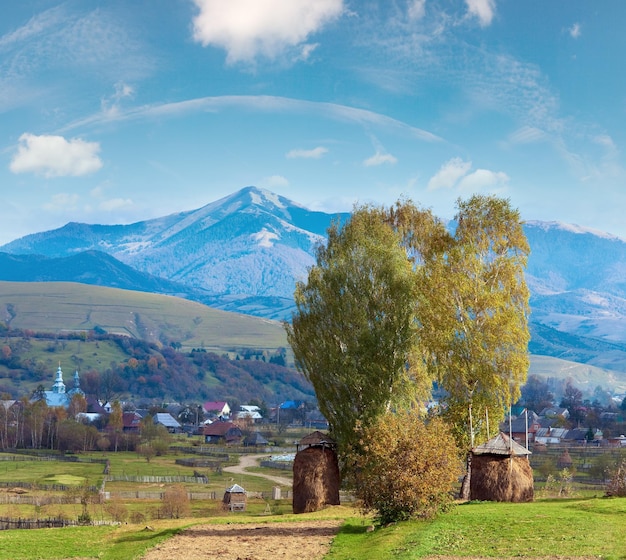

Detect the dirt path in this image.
[223,453,292,487]
[141,519,342,560]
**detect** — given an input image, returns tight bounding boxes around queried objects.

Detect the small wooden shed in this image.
[293,431,340,514]
[470,432,534,502]
[223,483,247,511]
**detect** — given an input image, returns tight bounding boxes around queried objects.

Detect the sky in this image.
[1,0,626,245]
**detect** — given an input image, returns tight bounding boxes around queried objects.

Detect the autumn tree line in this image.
[0,328,307,404]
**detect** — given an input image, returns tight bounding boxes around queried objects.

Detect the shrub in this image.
[606,459,626,497]
[349,411,460,525]
[161,485,190,519]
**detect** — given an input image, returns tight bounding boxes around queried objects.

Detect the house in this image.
[153,412,182,433]
[505,411,542,444]
[540,406,570,419]
[203,401,230,418]
[122,412,142,432]
[237,405,262,422]
[202,421,242,444]
[534,427,569,445]
[243,431,269,447]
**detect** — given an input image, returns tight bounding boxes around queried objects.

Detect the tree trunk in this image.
[460,453,472,500]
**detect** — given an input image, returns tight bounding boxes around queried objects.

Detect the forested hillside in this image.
[0,326,313,404]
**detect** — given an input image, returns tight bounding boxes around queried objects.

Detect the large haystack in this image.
[470,432,534,503]
[293,440,340,514]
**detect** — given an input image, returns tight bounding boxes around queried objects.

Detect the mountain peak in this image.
[525,220,626,243]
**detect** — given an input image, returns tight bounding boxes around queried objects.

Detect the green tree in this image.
[286,206,424,465]
[351,410,460,525]
[417,196,530,498]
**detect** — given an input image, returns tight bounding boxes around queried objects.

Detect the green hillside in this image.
[529,354,626,394]
[0,281,288,352]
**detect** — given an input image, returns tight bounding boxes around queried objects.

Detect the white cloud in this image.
[427,157,472,190]
[408,0,426,21]
[569,23,581,39]
[191,0,343,63]
[10,133,102,177]
[363,151,398,167]
[507,126,548,145]
[458,169,509,191]
[286,146,329,159]
[465,0,496,27]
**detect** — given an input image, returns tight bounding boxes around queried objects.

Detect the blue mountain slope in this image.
[4,187,626,372]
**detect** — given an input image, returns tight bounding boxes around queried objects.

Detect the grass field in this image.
[0,281,288,351]
[0,497,625,559]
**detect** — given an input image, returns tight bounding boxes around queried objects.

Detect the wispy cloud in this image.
[10,133,102,177]
[261,175,290,188]
[507,126,548,145]
[569,23,581,39]
[191,0,344,64]
[364,151,397,167]
[286,146,329,159]
[408,0,426,21]
[64,95,443,143]
[101,81,135,118]
[43,192,80,212]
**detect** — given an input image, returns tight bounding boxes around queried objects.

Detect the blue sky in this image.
[1,0,625,245]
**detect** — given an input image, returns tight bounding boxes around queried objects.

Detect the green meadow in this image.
[0,498,625,559]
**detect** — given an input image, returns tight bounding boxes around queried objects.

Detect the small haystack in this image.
[223,483,247,511]
[293,432,340,514]
[470,432,534,503]
[557,448,573,469]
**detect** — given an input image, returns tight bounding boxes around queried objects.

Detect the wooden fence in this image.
[105,474,208,484]
[0,517,77,530]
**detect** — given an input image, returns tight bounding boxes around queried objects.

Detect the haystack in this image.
[557,448,573,469]
[470,432,534,502]
[292,433,340,514]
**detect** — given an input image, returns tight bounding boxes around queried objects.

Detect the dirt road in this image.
[223,453,293,487]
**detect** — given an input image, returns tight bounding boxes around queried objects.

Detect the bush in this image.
[349,411,461,525]
[606,459,626,497]
[161,485,190,519]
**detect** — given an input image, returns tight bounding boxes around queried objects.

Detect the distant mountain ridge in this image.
[1,187,348,318]
[4,186,626,377]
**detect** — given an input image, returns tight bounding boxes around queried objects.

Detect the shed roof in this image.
[299,430,336,448]
[472,432,531,456]
[225,484,245,493]
[153,412,181,429]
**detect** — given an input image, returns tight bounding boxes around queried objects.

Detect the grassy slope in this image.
[529,354,626,393]
[0,281,287,351]
[328,498,626,559]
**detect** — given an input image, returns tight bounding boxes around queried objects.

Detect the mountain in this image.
[0,250,201,297]
[4,187,626,382]
[1,187,349,319]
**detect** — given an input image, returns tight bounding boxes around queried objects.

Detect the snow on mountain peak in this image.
[526,220,625,242]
